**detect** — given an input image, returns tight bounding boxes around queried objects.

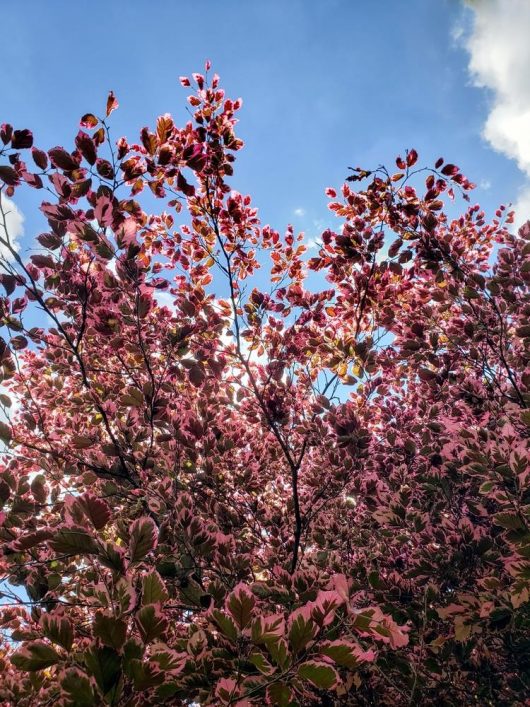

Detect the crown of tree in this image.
[0,67,529,705]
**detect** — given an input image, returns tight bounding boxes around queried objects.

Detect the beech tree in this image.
[0,66,529,706]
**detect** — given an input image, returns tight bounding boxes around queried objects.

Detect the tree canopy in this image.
[0,67,529,705]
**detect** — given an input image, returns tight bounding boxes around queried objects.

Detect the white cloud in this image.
[0,193,24,257]
[461,0,530,228]
[513,184,530,229]
[293,207,305,217]
[153,289,174,309]
[300,217,331,253]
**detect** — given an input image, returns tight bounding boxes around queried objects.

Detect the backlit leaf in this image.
[226,583,255,629]
[129,516,158,563]
[11,641,61,671]
[297,661,338,689]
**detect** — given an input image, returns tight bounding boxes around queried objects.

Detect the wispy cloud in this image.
[302,217,329,252]
[293,207,306,217]
[0,193,24,258]
[460,0,530,228]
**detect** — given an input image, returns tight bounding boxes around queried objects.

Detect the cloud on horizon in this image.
[460,0,530,227]
[0,193,24,258]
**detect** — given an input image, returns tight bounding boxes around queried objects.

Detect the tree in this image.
[0,65,528,706]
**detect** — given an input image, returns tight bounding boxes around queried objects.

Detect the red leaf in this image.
[31,148,48,170]
[48,147,79,171]
[0,165,19,186]
[11,129,33,149]
[95,195,113,227]
[78,493,112,530]
[106,90,119,117]
[183,143,206,171]
[31,254,54,269]
[0,274,17,295]
[177,171,195,196]
[80,113,98,129]
[188,363,205,387]
[0,123,13,145]
[96,158,114,179]
[441,163,458,176]
[75,131,97,165]
[406,149,418,167]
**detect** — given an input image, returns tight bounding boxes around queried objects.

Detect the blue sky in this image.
[1,0,529,612]
[2,0,529,253]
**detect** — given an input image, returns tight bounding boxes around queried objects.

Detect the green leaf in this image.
[352,609,374,631]
[122,638,144,677]
[227,583,255,629]
[368,570,385,589]
[251,614,285,644]
[267,682,294,707]
[41,613,73,651]
[248,651,275,676]
[95,241,114,260]
[155,682,181,700]
[60,668,96,706]
[288,611,316,654]
[129,516,158,563]
[98,542,126,574]
[135,605,168,643]
[114,578,137,615]
[49,526,99,555]
[267,638,290,670]
[11,641,61,671]
[84,646,121,694]
[297,661,338,689]
[150,646,185,672]
[211,609,239,642]
[179,580,207,608]
[320,640,373,668]
[93,611,128,651]
[494,512,525,530]
[142,570,168,605]
[128,659,164,690]
[156,558,179,578]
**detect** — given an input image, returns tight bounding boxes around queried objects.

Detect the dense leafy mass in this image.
[0,67,529,705]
